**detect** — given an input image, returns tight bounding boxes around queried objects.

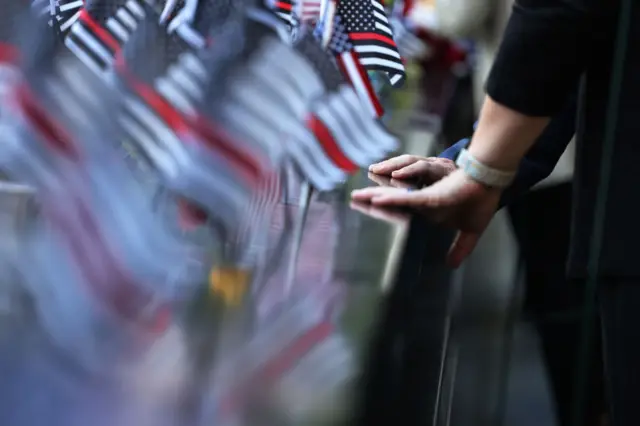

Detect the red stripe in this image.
[275,1,293,10]
[79,10,120,53]
[349,31,397,48]
[191,115,264,188]
[117,62,188,134]
[0,43,19,64]
[16,85,79,160]
[116,57,265,189]
[336,51,384,118]
[306,114,358,173]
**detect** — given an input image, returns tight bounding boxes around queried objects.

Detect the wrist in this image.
[455,148,516,188]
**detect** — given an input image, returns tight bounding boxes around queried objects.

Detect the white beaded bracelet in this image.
[455,148,516,188]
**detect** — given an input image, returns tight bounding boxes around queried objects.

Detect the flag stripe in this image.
[306,115,358,173]
[336,51,383,117]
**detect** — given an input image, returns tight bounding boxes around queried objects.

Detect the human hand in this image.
[351,169,501,267]
[368,155,456,182]
[366,172,416,190]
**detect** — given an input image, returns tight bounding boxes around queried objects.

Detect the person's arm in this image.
[440,84,578,206]
[466,0,598,171]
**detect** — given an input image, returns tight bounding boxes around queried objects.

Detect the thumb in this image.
[446,231,481,268]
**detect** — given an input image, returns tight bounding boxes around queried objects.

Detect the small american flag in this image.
[336,0,405,87]
[272,0,295,27]
[326,15,383,117]
[64,0,149,79]
[52,0,83,38]
[298,0,322,23]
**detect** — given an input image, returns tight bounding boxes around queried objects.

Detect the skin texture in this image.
[352,96,549,267]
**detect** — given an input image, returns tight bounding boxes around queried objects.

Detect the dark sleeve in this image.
[486,0,597,116]
[438,85,578,206]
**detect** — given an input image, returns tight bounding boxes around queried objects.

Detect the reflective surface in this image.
[0,170,447,426]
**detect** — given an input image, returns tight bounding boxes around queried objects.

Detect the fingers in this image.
[368,154,428,176]
[367,172,415,189]
[367,172,393,187]
[446,231,481,268]
[390,157,455,180]
[351,186,414,203]
[388,178,414,189]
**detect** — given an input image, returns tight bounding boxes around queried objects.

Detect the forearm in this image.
[464,0,594,172]
[467,96,550,171]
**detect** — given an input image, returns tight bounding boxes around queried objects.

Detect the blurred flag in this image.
[64,0,149,77]
[298,0,322,24]
[272,0,295,27]
[199,17,346,191]
[336,0,405,87]
[52,0,84,38]
[295,28,397,168]
[389,16,430,61]
[117,11,270,234]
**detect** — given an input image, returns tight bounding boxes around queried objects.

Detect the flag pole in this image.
[283,181,313,295]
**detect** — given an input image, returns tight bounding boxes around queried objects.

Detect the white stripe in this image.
[353,44,401,59]
[125,0,145,19]
[373,11,389,24]
[116,8,138,30]
[59,10,81,31]
[70,23,114,65]
[57,58,108,113]
[375,21,393,36]
[315,99,369,167]
[106,18,130,42]
[119,115,179,177]
[389,73,403,85]
[175,24,206,50]
[321,0,335,48]
[371,0,385,12]
[330,87,386,161]
[339,52,376,118]
[167,64,201,100]
[341,85,397,151]
[64,36,109,78]
[178,52,207,82]
[124,97,190,165]
[46,78,94,129]
[59,0,83,11]
[358,57,404,72]
[154,76,195,117]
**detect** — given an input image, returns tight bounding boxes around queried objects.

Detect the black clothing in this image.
[487,0,640,278]
[508,184,605,426]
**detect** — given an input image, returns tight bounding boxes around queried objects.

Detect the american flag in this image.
[336,0,405,87]
[294,29,396,170]
[2,47,175,333]
[116,14,273,235]
[272,0,295,28]
[198,19,347,192]
[52,0,84,38]
[64,0,149,78]
[325,15,383,117]
[298,0,322,23]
